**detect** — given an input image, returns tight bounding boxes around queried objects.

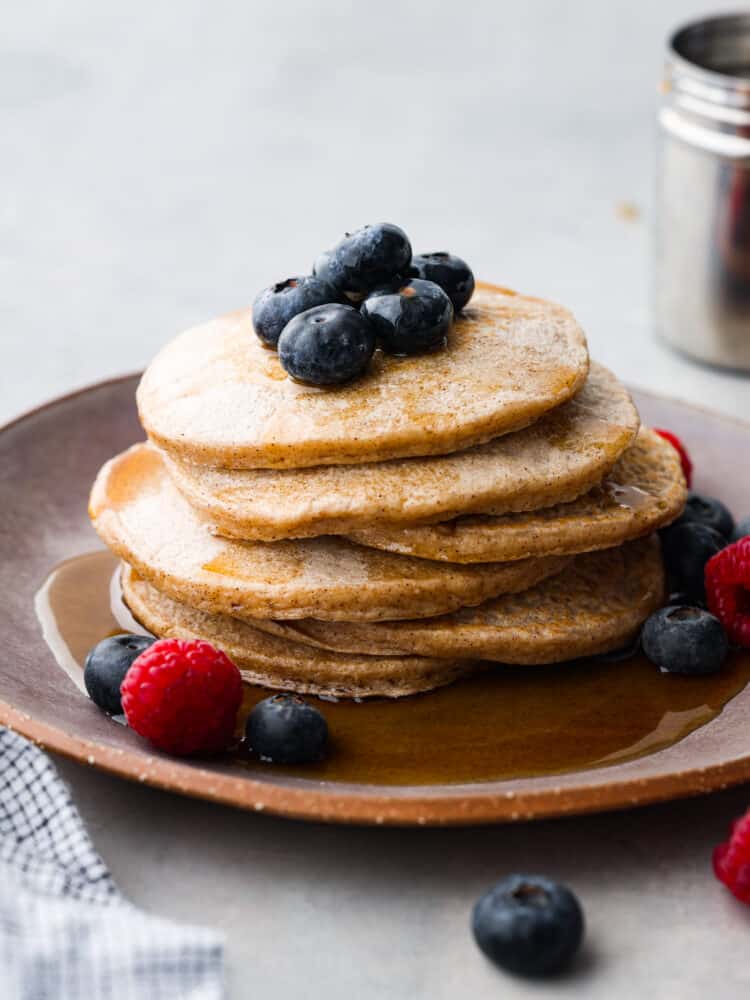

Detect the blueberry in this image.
[677,492,734,541]
[471,874,584,978]
[410,252,475,311]
[361,278,453,356]
[252,276,339,349]
[732,516,750,543]
[659,521,725,599]
[84,634,154,714]
[277,303,375,386]
[313,223,412,300]
[246,694,328,764]
[642,605,728,675]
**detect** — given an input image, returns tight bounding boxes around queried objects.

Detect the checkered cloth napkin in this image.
[0,727,224,999]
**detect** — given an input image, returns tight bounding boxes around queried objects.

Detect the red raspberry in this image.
[654,429,692,487]
[713,809,750,903]
[121,638,243,756]
[705,538,750,647]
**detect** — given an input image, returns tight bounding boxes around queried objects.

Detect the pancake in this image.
[346,429,686,562]
[166,364,639,542]
[251,537,665,662]
[137,283,589,470]
[121,565,474,698]
[90,443,569,622]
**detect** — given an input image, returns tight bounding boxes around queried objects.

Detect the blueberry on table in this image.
[252,276,339,349]
[731,516,750,543]
[642,605,728,675]
[659,521,725,600]
[278,303,376,386]
[313,223,412,300]
[677,492,735,542]
[246,694,328,764]
[410,252,475,311]
[361,278,453,356]
[84,634,154,714]
[471,874,584,978]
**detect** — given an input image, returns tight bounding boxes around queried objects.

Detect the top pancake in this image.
[165,363,639,542]
[137,283,589,470]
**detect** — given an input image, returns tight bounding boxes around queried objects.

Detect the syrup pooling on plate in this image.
[34,550,149,695]
[35,550,750,786]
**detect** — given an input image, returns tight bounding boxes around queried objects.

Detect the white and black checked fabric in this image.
[0,727,224,1000]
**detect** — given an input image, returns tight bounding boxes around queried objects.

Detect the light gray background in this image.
[4,1,750,997]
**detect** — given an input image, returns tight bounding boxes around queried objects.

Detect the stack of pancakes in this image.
[90,284,686,698]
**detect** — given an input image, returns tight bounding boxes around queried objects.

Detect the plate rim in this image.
[4,373,750,827]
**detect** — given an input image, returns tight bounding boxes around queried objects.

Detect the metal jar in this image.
[656,13,750,371]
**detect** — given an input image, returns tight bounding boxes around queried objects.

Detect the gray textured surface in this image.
[4,1,750,997]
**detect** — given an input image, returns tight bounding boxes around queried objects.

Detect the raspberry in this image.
[705,538,750,647]
[121,638,243,756]
[654,429,693,487]
[713,809,750,903]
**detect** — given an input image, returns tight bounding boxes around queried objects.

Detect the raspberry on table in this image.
[121,638,243,756]
[654,428,693,487]
[705,538,750,647]
[713,808,750,904]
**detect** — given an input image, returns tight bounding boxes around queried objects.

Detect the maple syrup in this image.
[35,550,750,786]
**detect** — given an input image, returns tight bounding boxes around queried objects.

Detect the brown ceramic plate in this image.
[2,375,750,826]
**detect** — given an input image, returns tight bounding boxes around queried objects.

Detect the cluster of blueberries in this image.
[252,222,475,386]
[642,492,750,676]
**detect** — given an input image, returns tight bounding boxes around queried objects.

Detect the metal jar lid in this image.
[661,13,750,159]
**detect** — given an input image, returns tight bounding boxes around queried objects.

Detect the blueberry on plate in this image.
[642,605,728,675]
[84,634,154,714]
[410,252,475,311]
[659,521,725,599]
[252,275,339,349]
[361,278,453,356]
[277,303,375,386]
[471,874,584,978]
[731,516,750,543]
[313,223,412,300]
[677,492,734,541]
[246,694,328,764]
